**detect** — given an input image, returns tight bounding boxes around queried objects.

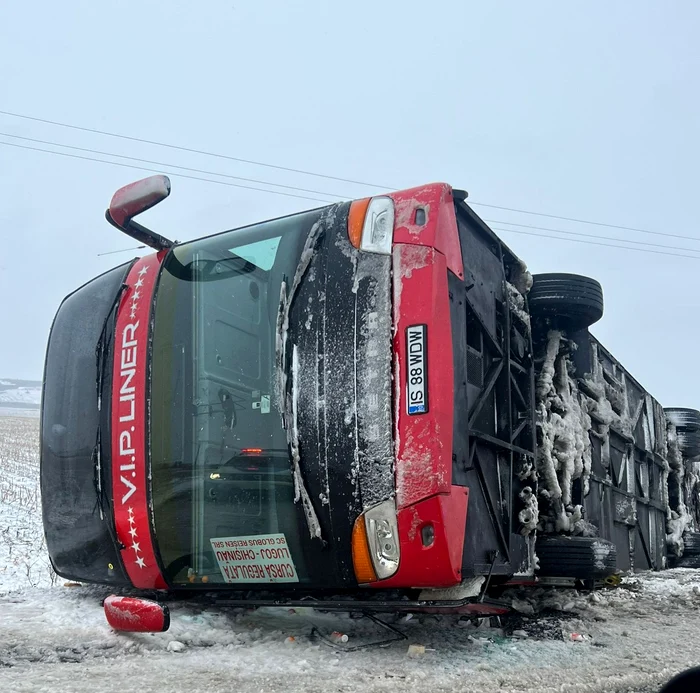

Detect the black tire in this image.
[673,554,700,569]
[678,432,700,458]
[536,535,617,579]
[665,408,700,431]
[683,533,700,556]
[528,274,604,331]
[665,409,700,457]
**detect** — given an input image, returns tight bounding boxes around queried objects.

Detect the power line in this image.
[491,227,699,260]
[474,201,688,241]
[486,219,700,252]
[5,135,696,263]
[0,109,392,191]
[5,137,697,261]
[0,140,333,204]
[0,131,343,200]
[2,108,696,251]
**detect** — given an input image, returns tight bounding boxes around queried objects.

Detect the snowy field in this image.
[3,417,700,692]
[0,417,55,590]
[0,379,42,417]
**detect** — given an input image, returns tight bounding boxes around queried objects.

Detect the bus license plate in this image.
[406,325,428,415]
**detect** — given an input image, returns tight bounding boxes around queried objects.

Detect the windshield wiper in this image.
[92,427,125,551]
[92,282,128,549]
[96,283,127,403]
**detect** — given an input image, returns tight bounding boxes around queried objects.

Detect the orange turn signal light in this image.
[351,514,377,583]
[347,198,371,249]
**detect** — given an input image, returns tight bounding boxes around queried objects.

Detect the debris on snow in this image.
[511,598,535,615]
[506,587,589,615]
[406,644,426,658]
[166,640,186,653]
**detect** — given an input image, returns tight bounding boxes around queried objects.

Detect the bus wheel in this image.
[682,532,700,557]
[528,273,604,331]
[673,554,700,569]
[664,408,700,457]
[536,535,617,580]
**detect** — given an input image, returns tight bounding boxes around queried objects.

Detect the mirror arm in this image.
[105,210,174,251]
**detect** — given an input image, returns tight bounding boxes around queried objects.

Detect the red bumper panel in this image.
[375,487,468,589]
[390,196,468,588]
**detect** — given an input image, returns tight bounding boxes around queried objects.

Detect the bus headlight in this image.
[348,197,395,255]
[351,499,401,583]
[360,197,395,255]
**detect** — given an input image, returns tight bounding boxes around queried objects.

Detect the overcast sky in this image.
[1,1,698,407]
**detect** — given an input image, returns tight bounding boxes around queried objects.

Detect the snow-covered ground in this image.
[3,416,700,692]
[0,417,55,590]
[0,387,42,405]
[0,379,42,416]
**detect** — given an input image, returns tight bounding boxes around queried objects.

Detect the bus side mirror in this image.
[103,595,170,633]
[106,175,175,251]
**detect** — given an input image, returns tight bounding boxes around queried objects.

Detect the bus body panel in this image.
[41,261,134,585]
[373,486,468,589]
[111,253,167,589]
[390,183,464,281]
[392,244,455,509]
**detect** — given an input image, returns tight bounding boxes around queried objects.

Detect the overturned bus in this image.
[40,176,700,621]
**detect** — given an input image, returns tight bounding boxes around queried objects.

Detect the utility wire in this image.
[6,129,699,252]
[0,131,343,200]
[474,202,684,240]
[0,109,392,190]
[0,140,333,204]
[491,227,699,260]
[3,108,699,249]
[486,219,700,252]
[4,137,697,260]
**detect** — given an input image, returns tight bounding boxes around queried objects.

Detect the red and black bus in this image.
[41,176,700,619]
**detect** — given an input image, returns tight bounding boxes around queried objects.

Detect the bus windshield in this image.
[149,207,327,586]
